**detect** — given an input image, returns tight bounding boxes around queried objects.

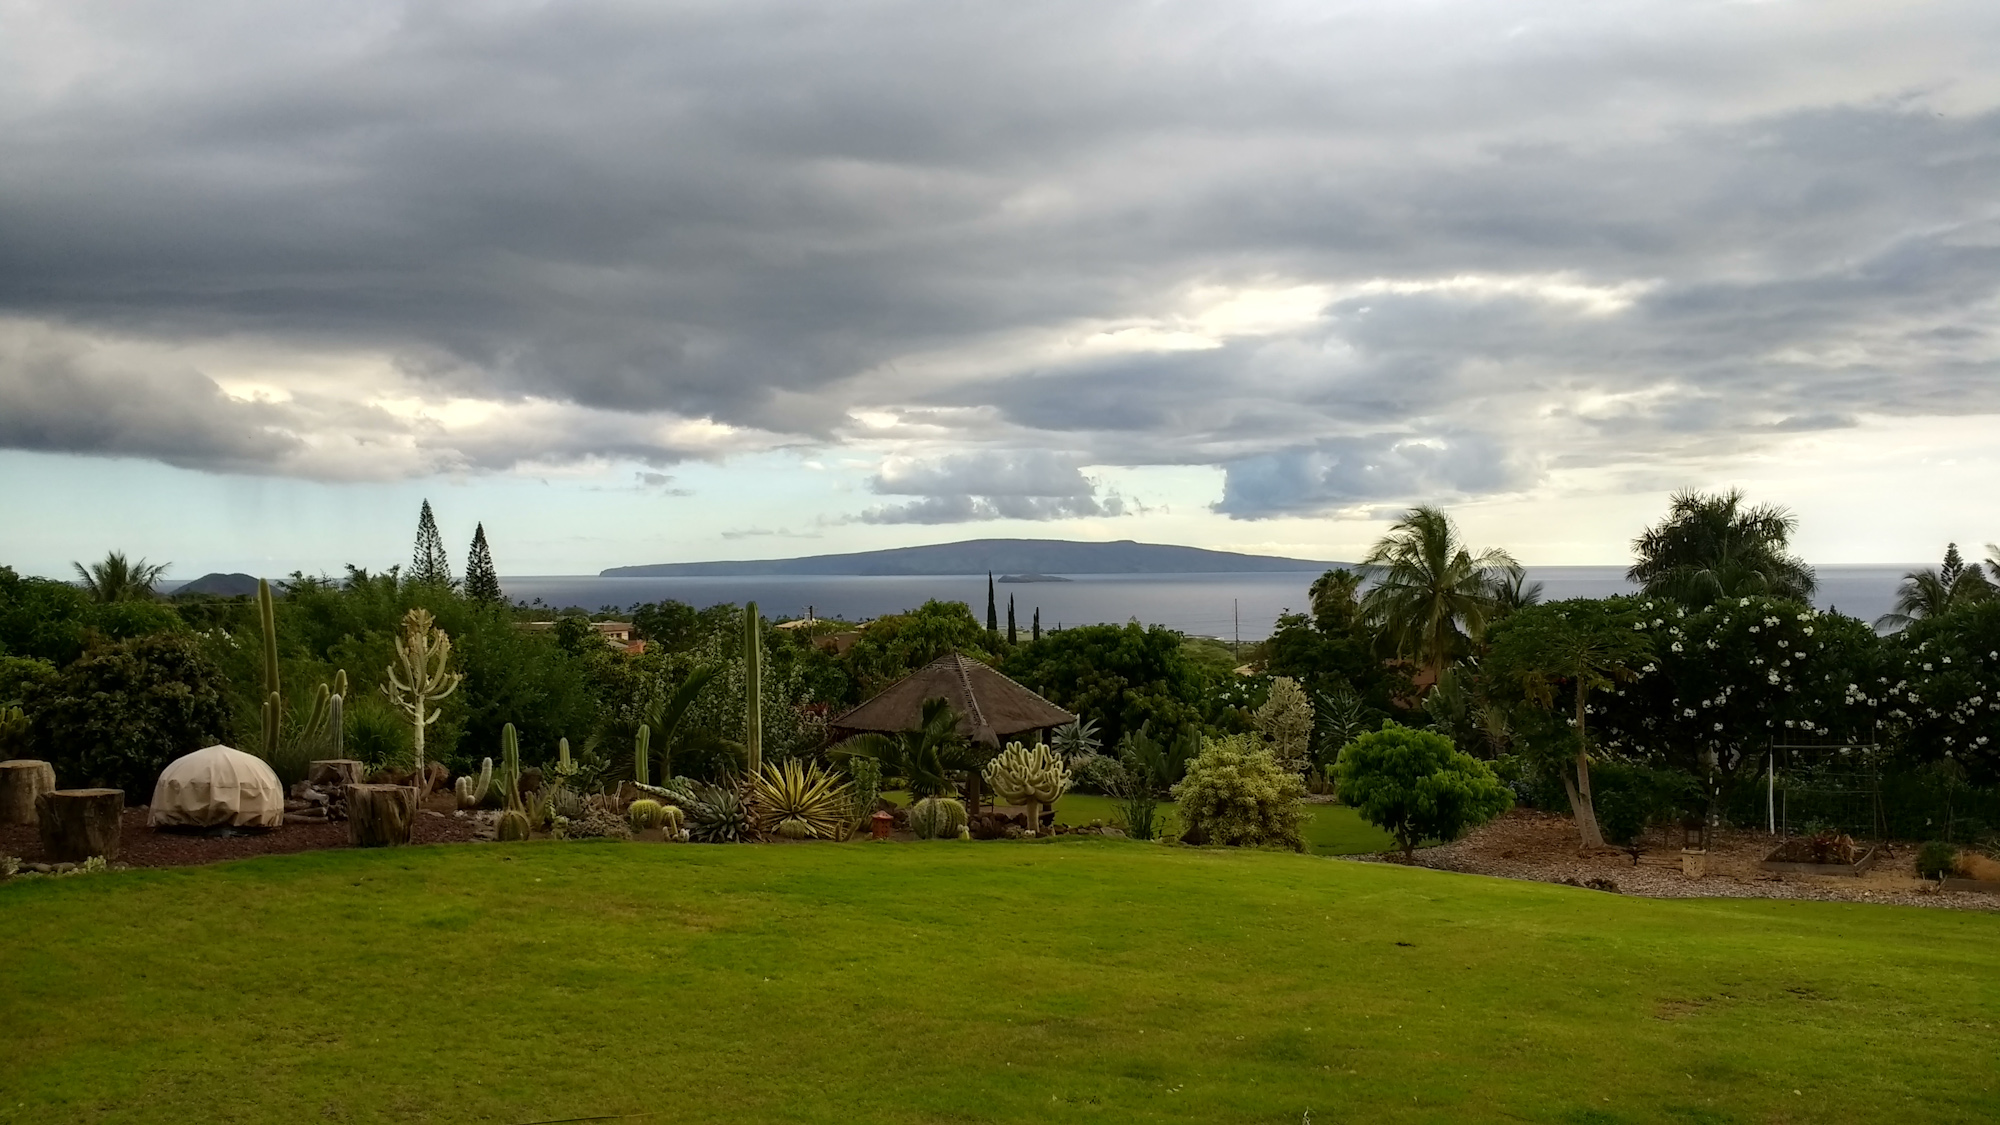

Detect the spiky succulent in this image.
[684,782,756,843]
[658,803,685,836]
[908,796,969,841]
[750,759,853,841]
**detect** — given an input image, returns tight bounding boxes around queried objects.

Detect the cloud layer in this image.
[2,1,1997,519]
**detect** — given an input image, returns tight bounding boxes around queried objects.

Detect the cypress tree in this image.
[410,499,454,589]
[986,572,998,635]
[1032,607,1041,642]
[1006,594,1017,645]
[464,523,503,605]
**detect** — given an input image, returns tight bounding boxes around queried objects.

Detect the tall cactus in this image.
[634,724,652,787]
[326,669,347,757]
[257,578,282,758]
[384,607,462,793]
[455,757,494,809]
[496,722,530,841]
[743,601,763,776]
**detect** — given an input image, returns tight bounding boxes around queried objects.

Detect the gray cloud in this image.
[0,1,1997,514]
[860,450,1128,524]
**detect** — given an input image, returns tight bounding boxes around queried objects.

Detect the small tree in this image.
[1254,676,1315,774]
[1172,734,1308,851]
[1334,721,1511,858]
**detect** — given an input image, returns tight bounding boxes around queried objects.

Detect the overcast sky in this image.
[3,0,1997,577]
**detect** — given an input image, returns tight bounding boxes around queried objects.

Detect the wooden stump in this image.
[308,759,367,789]
[345,784,418,847]
[0,760,57,826]
[36,788,124,862]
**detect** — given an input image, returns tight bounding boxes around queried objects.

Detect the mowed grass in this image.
[3,840,1997,1124]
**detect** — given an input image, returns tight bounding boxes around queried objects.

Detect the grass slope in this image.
[3,841,1997,1124]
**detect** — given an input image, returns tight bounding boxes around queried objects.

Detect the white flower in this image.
[1671,642,1684,653]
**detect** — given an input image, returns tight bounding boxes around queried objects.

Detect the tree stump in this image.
[36,788,124,862]
[308,759,367,789]
[0,760,57,826]
[346,784,418,847]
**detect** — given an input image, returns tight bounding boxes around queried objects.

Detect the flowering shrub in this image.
[1895,602,2000,782]
[1172,734,1308,851]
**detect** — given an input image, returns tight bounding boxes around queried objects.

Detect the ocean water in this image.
[499,564,1912,642]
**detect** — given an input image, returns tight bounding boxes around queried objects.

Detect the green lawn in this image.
[3,840,1997,1123]
[887,791,1399,855]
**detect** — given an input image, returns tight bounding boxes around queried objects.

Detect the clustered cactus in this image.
[628,798,668,831]
[908,796,969,841]
[983,741,1071,837]
[455,757,493,809]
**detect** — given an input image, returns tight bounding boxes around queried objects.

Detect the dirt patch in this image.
[1349,808,1998,911]
[0,792,482,869]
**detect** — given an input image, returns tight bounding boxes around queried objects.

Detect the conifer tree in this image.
[1007,594,1017,644]
[987,572,998,635]
[464,523,503,605]
[410,499,455,589]
[1032,607,1041,642]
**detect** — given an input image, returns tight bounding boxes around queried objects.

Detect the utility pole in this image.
[1233,598,1240,661]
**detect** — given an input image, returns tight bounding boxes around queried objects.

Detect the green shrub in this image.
[1334,721,1512,857]
[908,796,968,840]
[1171,734,1307,851]
[27,633,233,800]
[1916,840,1957,880]
[846,755,882,830]
[1592,763,1702,847]
[1069,753,1131,795]
[1114,784,1160,840]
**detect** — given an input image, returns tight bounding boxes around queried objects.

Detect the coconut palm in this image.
[1876,543,1995,632]
[1628,489,1815,607]
[1359,506,1522,685]
[1488,569,1544,619]
[71,550,169,603]
[1308,567,1366,631]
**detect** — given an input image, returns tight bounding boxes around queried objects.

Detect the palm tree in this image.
[1488,569,1544,619]
[828,697,974,799]
[1359,506,1522,686]
[1308,567,1366,631]
[71,550,169,603]
[1875,543,1995,632]
[1628,488,1815,606]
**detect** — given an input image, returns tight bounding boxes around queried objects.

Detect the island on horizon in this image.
[997,573,1072,583]
[601,537,1347,578]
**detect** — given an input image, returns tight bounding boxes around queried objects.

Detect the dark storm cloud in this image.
[1,1,1997,510]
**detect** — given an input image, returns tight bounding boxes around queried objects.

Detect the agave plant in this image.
[750,759,854,840]
[684,781,756,843]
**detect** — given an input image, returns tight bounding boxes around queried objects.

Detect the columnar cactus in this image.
[634,724,652,788]
[384,608,462,794]
[743,601,763,776]
[496,723,531,841]
[908,796,969,840]
[257,578,282,758]
[455,757,493,809]
[983,741,1072,837]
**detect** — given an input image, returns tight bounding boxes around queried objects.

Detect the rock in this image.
[24,862,51,874]
[51,862,75,874]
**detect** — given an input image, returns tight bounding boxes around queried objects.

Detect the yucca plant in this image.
[684,781,756,843]
[750,759,854,841]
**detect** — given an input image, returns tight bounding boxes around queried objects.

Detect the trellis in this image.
[1766,739,1885,842]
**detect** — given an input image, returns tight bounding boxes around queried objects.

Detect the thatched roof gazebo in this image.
[832,653,1074,747]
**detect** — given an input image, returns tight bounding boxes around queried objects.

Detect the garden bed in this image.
[1937,876,2000,895]
[0,794,482,869]
[1759,842,1883,877]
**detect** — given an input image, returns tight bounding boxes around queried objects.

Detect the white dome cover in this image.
[149,745,285,829]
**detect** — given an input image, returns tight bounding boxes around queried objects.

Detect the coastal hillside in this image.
[601,538,1346,577]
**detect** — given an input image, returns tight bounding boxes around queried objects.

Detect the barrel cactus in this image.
[983,741,1071,837]
[497,808,531,842]
[628,798,668,831]
[908,796,969,841]
[658,803,685,838]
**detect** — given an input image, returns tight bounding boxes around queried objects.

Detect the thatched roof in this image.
[831,653,1074,746]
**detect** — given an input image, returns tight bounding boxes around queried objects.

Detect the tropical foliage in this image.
[1172,734,1308,851]
[1359,506,1521,684]
[1628,488,1815,606]
[1334,721,1512,857]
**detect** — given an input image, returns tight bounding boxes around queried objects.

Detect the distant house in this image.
[517,620,645,654]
